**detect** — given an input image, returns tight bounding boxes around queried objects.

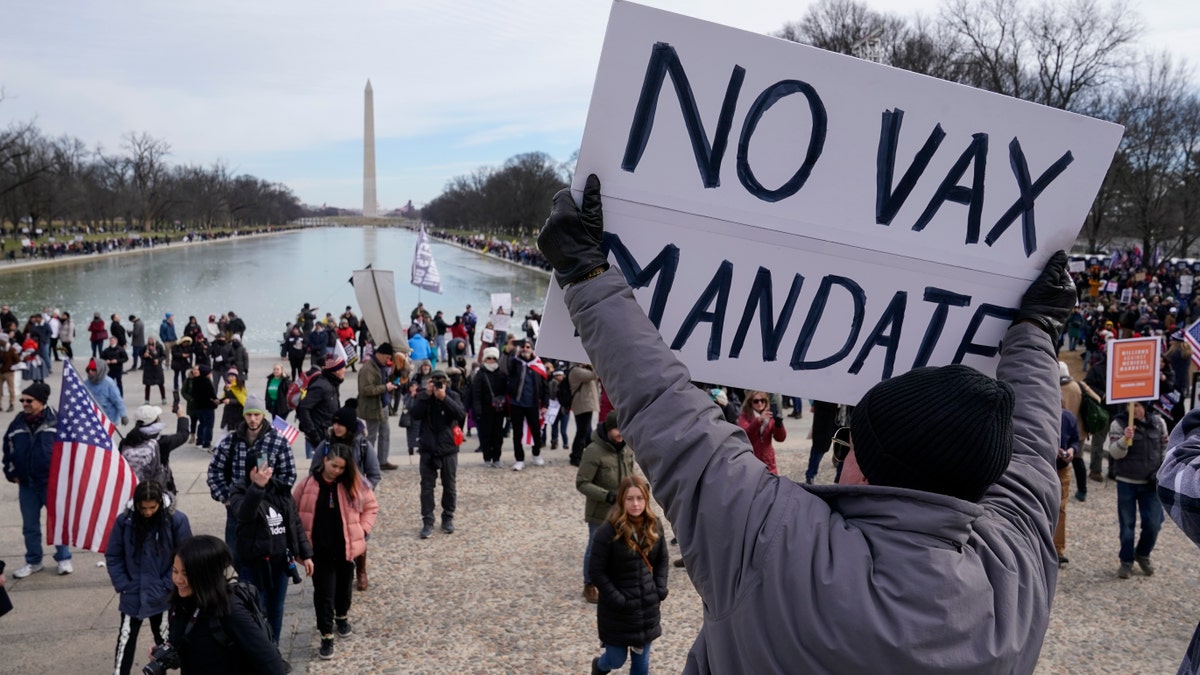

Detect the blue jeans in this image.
[239,561,290,645]
[583,522,600,584]
[598,643,651,675]
[1117,480,1163,563]
[550,412,569,446]
[18,483,71,565]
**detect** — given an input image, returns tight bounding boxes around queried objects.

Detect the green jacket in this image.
[575,425,636,525]
[356,357,389,423]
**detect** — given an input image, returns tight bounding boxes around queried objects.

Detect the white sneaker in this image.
[532,456,545,466]
[57,560,74,575]
[511,461,525,471]
[13,563,44,578]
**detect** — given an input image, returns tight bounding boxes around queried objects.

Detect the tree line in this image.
[0,110,302,240]
[420,151,570,238]
[784,0,1199,258]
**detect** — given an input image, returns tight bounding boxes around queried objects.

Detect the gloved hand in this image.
[120,416,129,426]
[1014,250,1076,340]
[537,173,608,288]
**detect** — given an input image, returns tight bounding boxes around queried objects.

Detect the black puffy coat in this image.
[588,520,669,647]
[411,388,465,456]
[167,582,285,675]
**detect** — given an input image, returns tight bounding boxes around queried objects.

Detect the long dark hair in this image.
[171,535,233,616]
[312,442,361,504]
[132,480,166,553]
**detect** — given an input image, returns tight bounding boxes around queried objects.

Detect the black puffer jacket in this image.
[588,520,669,647]
[411,388,465,456]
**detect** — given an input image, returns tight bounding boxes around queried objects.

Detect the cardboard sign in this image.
[1106,336,1161,404]
[537,1,1124,404]
[1068,260,1085,273]
[1106,280,1119,294]
[1120,288,1133,305]
[490,293,512,333]
[1181,275,1193,295]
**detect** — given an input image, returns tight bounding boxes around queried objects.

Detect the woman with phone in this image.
[294,444,378,661]
[737,390,786,475]
[228,451,313,646]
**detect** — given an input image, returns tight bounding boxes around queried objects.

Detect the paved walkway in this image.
[2,351,1199,673]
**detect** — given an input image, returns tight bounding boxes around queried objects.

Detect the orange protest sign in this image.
[1105,337,1161,404]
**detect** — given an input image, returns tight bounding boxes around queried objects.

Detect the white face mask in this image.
[483,361,498,372]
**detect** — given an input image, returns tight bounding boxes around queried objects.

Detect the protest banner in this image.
[1120,288,1133,305]
[537,1,1124,404]
[1105,336,1160,405]
[1068,260,1086,273]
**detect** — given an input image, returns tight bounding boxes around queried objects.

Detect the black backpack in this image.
[209,580,275,648]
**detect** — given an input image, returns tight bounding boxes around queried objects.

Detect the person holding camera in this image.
[152,534,285,675]
[294,443,378,661]
[411,368,466,538]
[229,454,314,646]
[106,480,192,675]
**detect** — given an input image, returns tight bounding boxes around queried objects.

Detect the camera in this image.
[287,557,303,585]
[143,643,180,675]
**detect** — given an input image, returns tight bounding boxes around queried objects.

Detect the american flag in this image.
[272,415,301,445]
[46,363,135,554]
[1184,319,1200,370]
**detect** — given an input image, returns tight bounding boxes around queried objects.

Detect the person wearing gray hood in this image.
[82,358,127,426]
[538,175,1075,674]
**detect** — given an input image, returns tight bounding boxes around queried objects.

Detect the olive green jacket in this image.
[575,425,636,525]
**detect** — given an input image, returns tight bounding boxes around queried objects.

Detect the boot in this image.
[172,389,181,414]
[355,552,368,591]
[592,657,610,675]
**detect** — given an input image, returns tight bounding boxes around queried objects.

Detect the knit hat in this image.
[86,358,98,371]
[23,382,50,404]
[605,409,620,432]
[850,365,1014,502]
[133,404,161,426]
[225,366,239,378]
[482,347,500,361]
[323,354,346,372]
[333,401,358,429]
[243,395,267,416]
[374,342,395,356]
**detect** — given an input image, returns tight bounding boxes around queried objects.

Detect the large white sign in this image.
[538,1,1124,404]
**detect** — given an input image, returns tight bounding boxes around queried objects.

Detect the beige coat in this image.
[568,365,600,415]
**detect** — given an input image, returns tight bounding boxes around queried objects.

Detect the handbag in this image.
[452,425,465,446]
[398,403,412,428]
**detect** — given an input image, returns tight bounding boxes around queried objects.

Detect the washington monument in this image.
[363,79,378,217]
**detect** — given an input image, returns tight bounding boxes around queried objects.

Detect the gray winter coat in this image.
[564,268,1060,674]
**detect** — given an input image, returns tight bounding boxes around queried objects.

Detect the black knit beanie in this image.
[850,365,1014,502]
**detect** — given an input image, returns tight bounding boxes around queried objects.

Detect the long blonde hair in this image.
[609,475,660,556]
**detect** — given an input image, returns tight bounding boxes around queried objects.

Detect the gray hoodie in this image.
[564,268,1059,674]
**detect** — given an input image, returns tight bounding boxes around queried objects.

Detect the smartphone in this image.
[256,454,269,473]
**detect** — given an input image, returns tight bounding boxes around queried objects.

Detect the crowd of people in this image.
[10,231,1200,672]
[0,227,291,263]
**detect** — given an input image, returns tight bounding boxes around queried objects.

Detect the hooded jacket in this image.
[411,388,465,456]
[229,476,313,568]
[105,492,192,618]
[310,419,382,489]
[576,423,636,525]
[563,268,1060,674]
[119,417,190,491]
[296,372,341,444]
[83,360,126,423]
[589,519,669,648]
[2,406,57,486]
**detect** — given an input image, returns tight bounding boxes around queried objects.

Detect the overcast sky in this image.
[2,0,1197,211]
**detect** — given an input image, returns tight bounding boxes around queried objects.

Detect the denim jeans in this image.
[1117,480,1163,563]
[583,522,600,584]
[239,561,290,645]
[18,483,71,565]
[195,409,215,447]
[598,642,651,675]
[550,413,569,446]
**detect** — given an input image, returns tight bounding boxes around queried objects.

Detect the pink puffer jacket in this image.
[293,475,378,561]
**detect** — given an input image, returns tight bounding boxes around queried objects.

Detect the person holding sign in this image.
[539,175,1074,673]
[1106,401,1168,579]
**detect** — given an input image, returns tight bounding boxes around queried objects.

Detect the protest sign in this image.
[1068,260,1085,273]
[1182,275,1193,296]
[1106,280,1119,294]
[490,293,512,334]
[1120,288,1133,305]
[1105,337,1160,404]
[537,1,1124,404]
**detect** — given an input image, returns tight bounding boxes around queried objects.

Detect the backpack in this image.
[1079,389,1110,435]
[286,368,318,411]
[209,580,276,648]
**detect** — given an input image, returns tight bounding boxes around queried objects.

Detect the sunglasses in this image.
[831,426,852,462]
[19,398,35,404]
[751,398,768,404]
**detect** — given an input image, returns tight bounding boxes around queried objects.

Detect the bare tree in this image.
[122,131,171,229]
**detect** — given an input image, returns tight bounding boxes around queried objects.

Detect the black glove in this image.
[605,491,616,504]
[537,173,608,288]
[1014,250,1076,340]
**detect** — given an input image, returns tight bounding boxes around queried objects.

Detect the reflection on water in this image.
[0,228,549,355]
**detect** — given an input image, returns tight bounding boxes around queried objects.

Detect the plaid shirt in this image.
[1157,409,1200,674]
[207,422,296,503]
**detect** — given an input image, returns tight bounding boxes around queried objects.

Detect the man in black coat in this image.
[411,368,466,539]
[296,355,345,460]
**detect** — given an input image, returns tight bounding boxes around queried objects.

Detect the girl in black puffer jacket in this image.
[588,475,669,675]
